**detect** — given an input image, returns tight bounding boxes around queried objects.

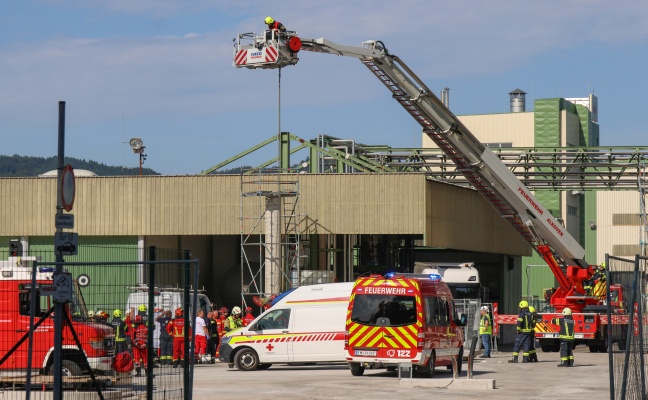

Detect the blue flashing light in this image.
[385,272,395,279]
[429,273,442,282]
[38,267,54,273]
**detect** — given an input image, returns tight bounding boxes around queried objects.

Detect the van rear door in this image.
[349,281,420,360]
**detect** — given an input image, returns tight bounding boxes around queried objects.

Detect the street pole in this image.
[277,67,281,171]
[53,101,65,400]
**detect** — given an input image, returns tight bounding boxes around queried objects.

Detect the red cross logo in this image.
[266,343,274,352]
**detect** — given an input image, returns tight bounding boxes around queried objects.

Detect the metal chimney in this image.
[509,89,526,112]
[441,87,450,108]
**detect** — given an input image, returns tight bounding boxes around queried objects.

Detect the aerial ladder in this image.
[233,32,627,351]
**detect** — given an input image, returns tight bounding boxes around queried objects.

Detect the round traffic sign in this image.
[78,274,90,287]
[61,164,76,212]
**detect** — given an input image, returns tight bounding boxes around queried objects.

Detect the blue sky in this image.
[1,0,647,174]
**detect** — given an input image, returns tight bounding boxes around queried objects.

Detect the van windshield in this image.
[351,295,416,327]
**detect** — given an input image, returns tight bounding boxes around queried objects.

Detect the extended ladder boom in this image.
[299,38,587,271]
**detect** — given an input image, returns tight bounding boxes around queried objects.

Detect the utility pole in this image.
[277,67,282,170]
[53,101,65,400]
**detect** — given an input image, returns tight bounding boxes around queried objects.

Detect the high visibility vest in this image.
[479,314,492,335]
[170,318,186,338]
[226,316,242,332]
[517,310,533,333]
[112,317,127,342]
[551,317,574,340]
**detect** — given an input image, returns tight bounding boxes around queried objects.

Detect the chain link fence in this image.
[608,254,648,400]
[0,245,199,400]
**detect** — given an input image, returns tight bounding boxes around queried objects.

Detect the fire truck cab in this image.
[346,274,464,377]
[0,257,114,375]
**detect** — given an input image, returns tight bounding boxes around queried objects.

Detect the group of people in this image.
[109,305,154,376]
[191,306,255,361]
[507,300,574,367]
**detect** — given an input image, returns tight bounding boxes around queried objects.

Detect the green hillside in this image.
[0,154,160,177]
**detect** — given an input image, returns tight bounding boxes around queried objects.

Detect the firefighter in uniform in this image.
[552,307,575,367]
[132,315,148,377]
[584,262,606,296]
[207,311,219,357]
[528,306,540,362]
[243,307,255,327]
[156,310,173,366]
[167,307,191,368]
[215,307,229,357]
[111,309,128,354]
[478,306,492,358]
[264,16,286,40]
[509,300,534,363]
[224,306,243,333]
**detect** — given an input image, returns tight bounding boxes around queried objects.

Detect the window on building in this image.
[484,142,513,148]
[567,206,578,216]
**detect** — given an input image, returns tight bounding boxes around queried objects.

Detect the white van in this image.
[219,282,354,371]
[126,286,212,348]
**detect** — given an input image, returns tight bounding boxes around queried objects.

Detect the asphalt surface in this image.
[192,345,610,400]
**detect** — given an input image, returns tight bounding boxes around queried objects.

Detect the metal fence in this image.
[455,299,481,351]
[608,254,648,400]
[0,246,199,400]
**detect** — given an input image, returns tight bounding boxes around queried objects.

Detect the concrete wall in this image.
[422,112,535,148]
[425,181,531,256]
[596,191,645,262]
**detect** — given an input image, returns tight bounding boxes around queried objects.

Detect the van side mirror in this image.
[458,314,467,327]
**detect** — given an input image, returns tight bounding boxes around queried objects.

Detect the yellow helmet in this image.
[519,300,529,309]
[528,306,536,313]
[113,309,123,318]
[563,307,572,316]
[265,16,274,24]
[138,304,147,312]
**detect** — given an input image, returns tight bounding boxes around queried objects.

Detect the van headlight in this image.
[221,337,231,345]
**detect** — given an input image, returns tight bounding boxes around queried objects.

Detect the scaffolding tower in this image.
[240,168,307,308]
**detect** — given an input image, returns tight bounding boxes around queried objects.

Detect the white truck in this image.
[413,262,481,301]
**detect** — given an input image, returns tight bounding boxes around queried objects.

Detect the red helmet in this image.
[134,315,143,324]
[97,311,109,321]
[245,307,253,313]
[175,307,184,317]
[219,307,229,314]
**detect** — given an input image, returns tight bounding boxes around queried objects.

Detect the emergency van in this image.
[346,273,464,377]
[219,282,353,371]
[0,257,114,375]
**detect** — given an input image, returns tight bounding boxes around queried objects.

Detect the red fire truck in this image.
[232,33,628,352]
[0,256,114,375]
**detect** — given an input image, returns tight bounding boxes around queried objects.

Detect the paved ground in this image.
[192,346,610,400]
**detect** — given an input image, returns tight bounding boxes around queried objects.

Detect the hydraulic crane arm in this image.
[299,37,588,276]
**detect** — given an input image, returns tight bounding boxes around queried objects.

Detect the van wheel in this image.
[418,351,435,378]
[234,349,259,371]
[349,363,365,376]
[257,364,272,370]
[47,360,82,376]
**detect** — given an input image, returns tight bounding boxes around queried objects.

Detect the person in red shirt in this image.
[215,307,228,357]
[132,315,148,377]
[243,307,255,327]
[167,308,191,368]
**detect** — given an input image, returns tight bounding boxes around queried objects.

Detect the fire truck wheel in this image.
[417,351,435,378]
[61,360,82,376]
[540,344,552,353]
[257,363,272,370]
[349,363,365,376]
[234,348,259,371]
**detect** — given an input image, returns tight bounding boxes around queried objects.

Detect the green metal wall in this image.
[0,236,139,316]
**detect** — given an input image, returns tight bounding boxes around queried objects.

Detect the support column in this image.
[20,236,29,256]
[264,196,282,294]
[138,236,145,284]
